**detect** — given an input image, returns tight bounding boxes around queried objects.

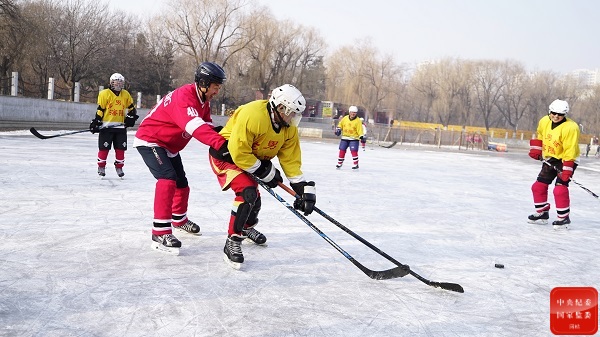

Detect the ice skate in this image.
[243,227,267,246]
[552,217,570,230]
[151,233,181,255]
[352,164,359,170]
[115,167,124,178]
[223,234,244,270]
[174,219,201,236]
[527,211,549,224]
[97,166,106,177]
[335,164,342,169]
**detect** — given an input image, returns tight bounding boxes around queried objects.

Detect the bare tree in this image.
[472,60,506,130]
[0,0,28,94]
[164,0,251,67]
[44,0,110,100]
[494,60,530,131]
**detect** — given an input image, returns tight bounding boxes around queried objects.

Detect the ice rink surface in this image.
[1,130,599,337]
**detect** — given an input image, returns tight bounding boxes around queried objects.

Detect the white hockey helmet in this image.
[349,105,358,113]
[109,73,125,91]
[549,99,569,115]
[269,84,306,127]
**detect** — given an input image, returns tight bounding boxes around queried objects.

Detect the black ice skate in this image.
[151,233,182,255]
[527,211,549,224]
[336,164,342,169]
[98,166,106,177]
[243,227,267,246]
[352,164,359,170]
[174,219,201,236]
[223,234,244,270]
[115,167,124,178]
[552,217,570,230]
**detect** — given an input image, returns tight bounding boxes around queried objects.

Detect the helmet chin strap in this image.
[267,103,288,131]
[197,84,207,102]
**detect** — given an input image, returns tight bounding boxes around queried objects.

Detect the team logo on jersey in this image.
[187,107,199,117]
[163,92,173,107]
[264,140,278,150]
[182,131,191,139]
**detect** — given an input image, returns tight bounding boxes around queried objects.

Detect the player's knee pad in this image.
[532,180,548,194]
[232,187,258,233]
[246,197,261,227]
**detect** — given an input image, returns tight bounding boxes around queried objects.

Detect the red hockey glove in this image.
[559,161,574,182]
[528,139,543,160]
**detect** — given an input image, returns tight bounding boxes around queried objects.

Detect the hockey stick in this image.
[251,176,409,280]
[277,182,465,293]
[30,124,125,139]
[378,141,397,148]
[541,159,599,200]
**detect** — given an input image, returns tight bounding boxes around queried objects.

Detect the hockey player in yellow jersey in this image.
[89,73,138,178]
[209,84,317,269]
[334,105,365,169]
[527,99,580,229]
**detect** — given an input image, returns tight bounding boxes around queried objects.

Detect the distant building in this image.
[571,69,599,86]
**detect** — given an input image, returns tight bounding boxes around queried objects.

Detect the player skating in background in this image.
[134,62,228,255]
[89,73,138,178]
[527,99,580,229]
[334,105,365,169]
[360,117,367,151]
[209,84,317,269]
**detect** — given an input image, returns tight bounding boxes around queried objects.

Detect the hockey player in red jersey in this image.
[527,99,580,229]
[208,84,317,269]
[134,62,229,255]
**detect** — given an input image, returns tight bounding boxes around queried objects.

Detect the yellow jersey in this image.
[536,115,580,162]
[219,100,305,183]
[95,89,135,128]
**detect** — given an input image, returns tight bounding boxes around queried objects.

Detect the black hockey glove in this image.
[291,181,316,215]
[209,140,234,164]
[89,118,102,134]
[124,111,139,127]
[213,125,224,133]
[254,160,283,188]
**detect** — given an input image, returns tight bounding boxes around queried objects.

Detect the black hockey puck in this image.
[495,263,504,269]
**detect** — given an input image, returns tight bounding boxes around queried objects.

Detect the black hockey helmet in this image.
[194,62,226,88]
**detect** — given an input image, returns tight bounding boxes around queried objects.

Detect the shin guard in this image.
[97,149,109,168]
[553,184,570,219]
[171,186,190,226]
[228,187,258,235]
[531,181,550,212]
[153,179,177,236]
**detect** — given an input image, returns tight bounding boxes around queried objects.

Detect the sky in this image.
[1,129,600,336]
[104,0,600,74]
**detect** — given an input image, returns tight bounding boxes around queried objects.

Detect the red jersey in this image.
[133,84,225,154]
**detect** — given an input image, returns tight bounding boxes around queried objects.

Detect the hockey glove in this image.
[89,118,102,134]
[209,140,234,164]
[558,160,574,182]
[334,127,342,136]
[213,125,224,133]
[528,139,543,160]
[291,181,316,216]
[254,160,283,188]
[124,111,139,127]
